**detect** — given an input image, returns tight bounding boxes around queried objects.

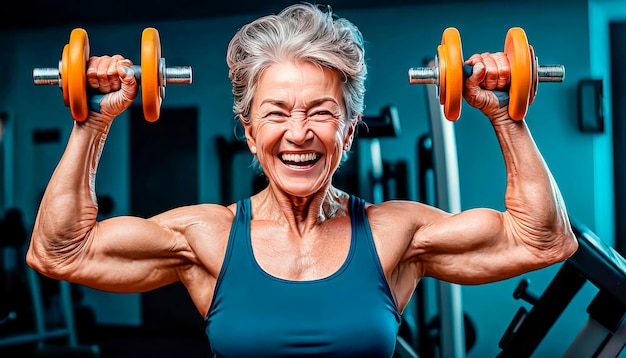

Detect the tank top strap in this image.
[230,198,251,251]
[207,198,251,319]
[349,195,394,301]
[349,194,374,255]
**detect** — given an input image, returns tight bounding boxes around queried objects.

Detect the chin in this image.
[276,180,325,197]
[282,187,320,198]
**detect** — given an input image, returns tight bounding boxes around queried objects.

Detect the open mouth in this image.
[280,153,321,167]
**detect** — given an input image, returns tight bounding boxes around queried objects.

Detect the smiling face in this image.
[244,60,357,198]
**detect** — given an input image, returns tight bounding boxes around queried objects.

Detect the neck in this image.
[252,185,349,235]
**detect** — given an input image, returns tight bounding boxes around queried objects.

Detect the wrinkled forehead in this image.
[254,61,346,109]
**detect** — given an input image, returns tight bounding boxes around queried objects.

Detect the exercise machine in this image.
[357,105,408,203]
[498,217,626,357]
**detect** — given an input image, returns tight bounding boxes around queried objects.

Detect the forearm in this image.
[493,114,575,256]
[28,119,111,274]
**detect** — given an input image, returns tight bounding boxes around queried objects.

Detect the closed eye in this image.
[265,111,289,121]
[309,111,336,121]
[268,111,287,116]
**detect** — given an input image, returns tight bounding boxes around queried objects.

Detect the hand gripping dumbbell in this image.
[408,27,564,121]
[33,27,192,122]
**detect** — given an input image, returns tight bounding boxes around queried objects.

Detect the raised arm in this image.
[26,55,194,293]
[412,52,578,284]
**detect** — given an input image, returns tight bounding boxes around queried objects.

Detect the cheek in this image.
[254,122,280,145]
[314,123,344,150]
[318,124,348,163]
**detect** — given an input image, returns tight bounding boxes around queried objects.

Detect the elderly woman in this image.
[27,2,578,357]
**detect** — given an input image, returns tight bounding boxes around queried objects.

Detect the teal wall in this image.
[1,0,623,356]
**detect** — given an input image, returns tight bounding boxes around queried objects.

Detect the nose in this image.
[284,115,313,145]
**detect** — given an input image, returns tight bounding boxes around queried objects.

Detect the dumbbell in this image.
[408,27,564,121]
[33,27,192,122]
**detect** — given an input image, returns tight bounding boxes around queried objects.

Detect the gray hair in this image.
[226,3,367,168]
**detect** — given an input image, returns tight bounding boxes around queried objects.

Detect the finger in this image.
[118,64,138,103]
[97,65,138,119]
[464,54,486,84]
[462,62,488,108]
[463,54,496,114]
[107,55,124,91]
[492,52,511,89]
[465,53,484,70]
[481,52,498,90]
[96,55,112,93]
[86,56,101,89]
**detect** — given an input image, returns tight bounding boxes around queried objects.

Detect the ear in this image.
[241,115,257,154]
[344,115,361,151]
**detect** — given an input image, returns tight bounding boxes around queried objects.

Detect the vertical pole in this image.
[59,281,78,347]
[425,83,466,358]
[370,139,384,204]
[26,268,47,350]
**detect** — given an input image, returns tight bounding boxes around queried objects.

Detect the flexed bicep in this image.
[414,208,538,285]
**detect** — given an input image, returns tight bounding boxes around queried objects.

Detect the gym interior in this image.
[0,0,625,357]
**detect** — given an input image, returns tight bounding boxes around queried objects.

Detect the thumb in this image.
[463,62,491,111]
[98,66,138,118]
[119,66,138,103]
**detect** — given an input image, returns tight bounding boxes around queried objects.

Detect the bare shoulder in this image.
[148,203,237,261]
[363,200,451,266]
[150,203,236,226]
[148,203,237,314]
[364,200,449,228]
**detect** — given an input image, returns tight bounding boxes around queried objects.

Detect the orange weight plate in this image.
[141,27,162,122]
[61,44,70,107]
[68,28,89,121]
[441,27,463,121]
[437,45,446,105]
[528,45,538,105]
[504,27,531,121]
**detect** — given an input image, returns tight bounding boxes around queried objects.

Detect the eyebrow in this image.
[308,97,341,108]
[258,97,340,108]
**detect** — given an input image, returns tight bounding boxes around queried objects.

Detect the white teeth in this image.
[281,153,318,163]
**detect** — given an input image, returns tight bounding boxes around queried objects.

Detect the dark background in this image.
[1,0,492,31]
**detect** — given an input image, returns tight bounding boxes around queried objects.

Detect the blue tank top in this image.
[205,195,401,357]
